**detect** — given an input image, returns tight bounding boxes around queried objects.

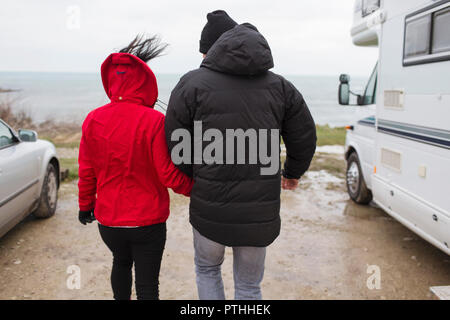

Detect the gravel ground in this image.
[0,169,449,300]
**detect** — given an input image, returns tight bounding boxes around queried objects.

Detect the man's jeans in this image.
[193,227,266,300]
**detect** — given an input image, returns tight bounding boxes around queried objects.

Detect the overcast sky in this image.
[0,0,378,77]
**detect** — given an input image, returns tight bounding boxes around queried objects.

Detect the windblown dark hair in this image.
[119,34,168,63]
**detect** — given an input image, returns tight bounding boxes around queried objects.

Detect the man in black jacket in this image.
[165,10,316,300]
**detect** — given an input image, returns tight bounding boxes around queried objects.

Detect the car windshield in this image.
[0,122,15,148]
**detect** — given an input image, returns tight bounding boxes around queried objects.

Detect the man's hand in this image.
[281,176,299,190]
[79,210,96,225]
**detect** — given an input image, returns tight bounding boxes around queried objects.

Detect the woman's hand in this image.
[79,210,96,225]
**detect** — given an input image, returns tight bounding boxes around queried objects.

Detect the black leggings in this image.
[98,223,166,300]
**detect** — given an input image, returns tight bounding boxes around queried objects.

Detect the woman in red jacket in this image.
[77,35,193,300]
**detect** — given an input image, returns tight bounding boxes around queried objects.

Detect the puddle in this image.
[342,201,386,220]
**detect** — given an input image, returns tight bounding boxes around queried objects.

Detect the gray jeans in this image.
[193,227,266,300]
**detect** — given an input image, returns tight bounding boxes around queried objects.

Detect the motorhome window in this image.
[432,7,450,54]
[403,2,450,66]
[404,15,432,59]
[362,0,380,17]
[363,64,378,105]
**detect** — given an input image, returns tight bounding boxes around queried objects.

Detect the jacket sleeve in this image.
[153,115,193,197]
[78,115,97,211]
[281,79,317,179]
[164,75,194,177]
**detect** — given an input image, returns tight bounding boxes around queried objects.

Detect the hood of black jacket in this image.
[201,23,274,76]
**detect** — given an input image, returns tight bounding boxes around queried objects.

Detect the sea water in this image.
[0,71,368,127]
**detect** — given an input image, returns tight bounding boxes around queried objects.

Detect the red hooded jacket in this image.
[78,53,192,227]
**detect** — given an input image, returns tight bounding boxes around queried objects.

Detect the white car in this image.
[0,119,60,238]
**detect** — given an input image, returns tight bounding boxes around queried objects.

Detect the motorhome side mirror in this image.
[338,74,350,105]
[357,95,365,106]
[339,74,350,83]
[19,129,38,142]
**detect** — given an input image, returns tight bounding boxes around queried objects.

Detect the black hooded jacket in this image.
[165,24,316,247]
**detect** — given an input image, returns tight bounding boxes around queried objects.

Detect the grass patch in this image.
[309,154,346,178]
[41,136,80,149]
[316,125,346,146]
[281,125,346,146]
[3,98,344,148]
[55,142,80,149]
[281,152,346,178]
[52,125,345,149]
[59,158,79,182]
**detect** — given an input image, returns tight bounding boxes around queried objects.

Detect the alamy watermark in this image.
[170,121,280,175]
[66,265,81,290]
[366,264,381,290]
[66,5,81,30]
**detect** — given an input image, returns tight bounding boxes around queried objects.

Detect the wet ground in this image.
[0,153,449,299]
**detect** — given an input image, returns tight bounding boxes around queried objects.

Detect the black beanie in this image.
[199,10,237,54]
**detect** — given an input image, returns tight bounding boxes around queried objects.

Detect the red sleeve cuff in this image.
[79,204,95,212]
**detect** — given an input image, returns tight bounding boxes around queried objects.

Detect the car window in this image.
[0,122,15,148]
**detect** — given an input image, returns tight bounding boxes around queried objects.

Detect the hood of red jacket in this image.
[101,53,158,107]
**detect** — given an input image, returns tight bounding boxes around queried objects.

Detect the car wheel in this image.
[346,152,372,205]
[33,163,58,219]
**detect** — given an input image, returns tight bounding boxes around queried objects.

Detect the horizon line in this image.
[0,70,369,79]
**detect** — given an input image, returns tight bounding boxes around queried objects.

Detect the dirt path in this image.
[0,171,449,300]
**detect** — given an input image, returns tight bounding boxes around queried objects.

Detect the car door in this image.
[0,121,39,232]
[356,63,378,188]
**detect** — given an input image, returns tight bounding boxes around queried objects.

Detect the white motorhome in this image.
[339,0,450,255]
